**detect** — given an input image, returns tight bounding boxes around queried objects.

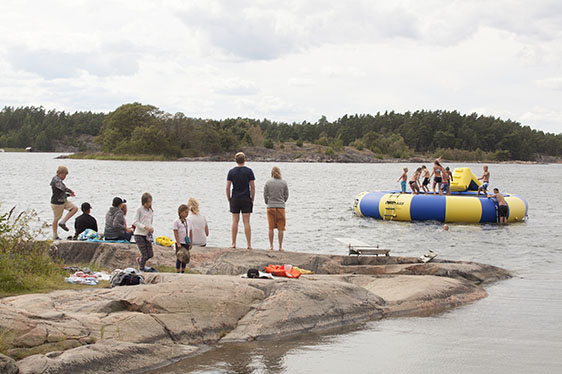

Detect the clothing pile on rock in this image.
[110,268,145,288]
[63,266,111,285]
[65,271,99,286]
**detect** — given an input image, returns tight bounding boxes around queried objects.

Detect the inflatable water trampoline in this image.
[354,167,528,223]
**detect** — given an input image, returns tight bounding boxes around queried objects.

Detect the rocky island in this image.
[0,241,510,374]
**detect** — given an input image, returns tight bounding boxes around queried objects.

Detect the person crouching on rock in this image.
[133,193,155,272]
[173,204,192,273]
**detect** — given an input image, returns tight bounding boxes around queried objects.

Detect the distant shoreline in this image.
[49,143,561,164]
[1,149,554,164]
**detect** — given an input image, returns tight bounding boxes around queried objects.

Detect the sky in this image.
[1,0,562,134]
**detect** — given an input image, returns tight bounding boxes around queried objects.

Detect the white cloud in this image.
[214,77,259,96]
[0,0,562,134]
[288,77,313,87]
[8,45,139,79]
[520,108,562,134]
[537,77,562,91]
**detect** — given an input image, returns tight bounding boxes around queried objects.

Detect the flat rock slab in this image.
[1,242,510,373]
[49,241,510,284]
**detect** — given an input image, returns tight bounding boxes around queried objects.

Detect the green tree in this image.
[98,103,162,153]
[264,138,274,149]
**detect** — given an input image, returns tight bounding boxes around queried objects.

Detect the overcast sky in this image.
[1,0,562,134]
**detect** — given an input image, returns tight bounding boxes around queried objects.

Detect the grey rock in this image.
[0,243,511,373]
[0,353,19,374]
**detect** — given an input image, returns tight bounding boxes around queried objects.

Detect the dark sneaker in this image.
[53,236,61,240]
[58,222,69,231]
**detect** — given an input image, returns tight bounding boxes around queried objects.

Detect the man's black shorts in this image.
[230,197,253,214]
[498,205,508,217]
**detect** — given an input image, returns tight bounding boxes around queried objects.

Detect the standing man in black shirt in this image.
[74,202,98,238]
[226,152,255,249]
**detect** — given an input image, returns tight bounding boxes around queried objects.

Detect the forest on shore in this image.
[0,103,561,161]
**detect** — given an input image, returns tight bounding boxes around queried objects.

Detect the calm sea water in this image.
[1,153,561,373]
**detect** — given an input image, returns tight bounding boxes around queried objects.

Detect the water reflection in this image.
[148,325,363,374]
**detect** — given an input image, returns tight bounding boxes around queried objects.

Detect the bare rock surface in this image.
[0,353,19,374]
[48,241,510,284]
[16,340,196,374]
[0,241,510,373]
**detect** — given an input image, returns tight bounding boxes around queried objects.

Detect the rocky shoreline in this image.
[0,241,510,374]
[53,142,560,163]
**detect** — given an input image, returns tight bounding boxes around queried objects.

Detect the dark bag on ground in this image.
[247,268,260,278]
[121,273,142,286]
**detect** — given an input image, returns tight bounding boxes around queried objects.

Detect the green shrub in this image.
[351,139,365,150]
[494,149,511,161]
[432,148,497,162]
[0,207,68,297]
[264,138,274,149]
[329,138,344,152]
[296,138,303,147]
[315,137,330,146]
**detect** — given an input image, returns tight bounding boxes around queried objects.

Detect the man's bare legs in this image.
[232,213,252,249]
[231,213,240,248]
[269,228,285,250]
[278,230,284,251]
[268,229,274,250]
[242,213,251,249]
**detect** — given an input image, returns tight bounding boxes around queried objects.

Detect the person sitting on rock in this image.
[74,202,99,239]
[104,197,132,241]
[187,197,209,247]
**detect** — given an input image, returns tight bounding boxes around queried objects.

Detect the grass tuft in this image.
[0,207,112,298]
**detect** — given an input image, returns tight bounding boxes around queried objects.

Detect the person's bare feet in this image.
[229,244,236,248]
[247,247,252,250]
[279,248,284,251]
[269,247,274,250]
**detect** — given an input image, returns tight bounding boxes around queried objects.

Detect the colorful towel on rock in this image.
[65,271,99,286]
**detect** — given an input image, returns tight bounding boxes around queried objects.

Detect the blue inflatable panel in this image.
[479,198,498,223]
[468,179,480,191]
[410,195,446,221]
[359,192,382,219]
